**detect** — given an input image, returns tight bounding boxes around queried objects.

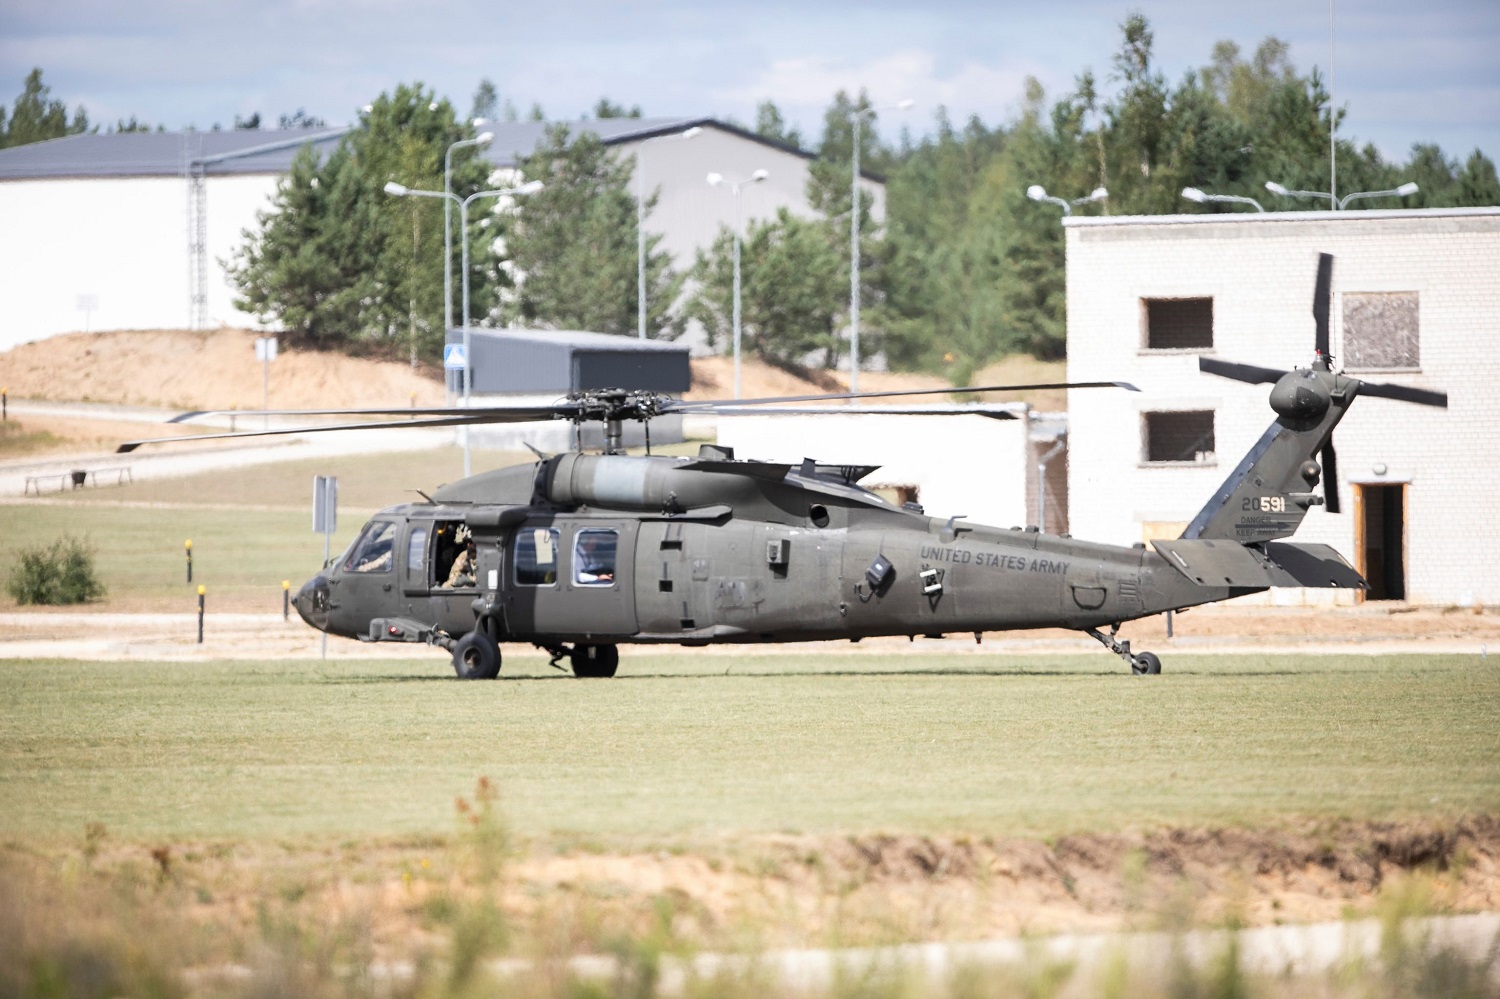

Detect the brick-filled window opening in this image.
[1143,297,1213,350]
[1343,292,1419,370]
[1143,410,1216,464]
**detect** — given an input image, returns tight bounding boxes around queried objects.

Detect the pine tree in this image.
[1,69,89,149]
[229,83,496,360]
[501,125,683,337]
[687,208,844,364]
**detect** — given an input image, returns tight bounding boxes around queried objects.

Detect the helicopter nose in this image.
[292,575,330,631]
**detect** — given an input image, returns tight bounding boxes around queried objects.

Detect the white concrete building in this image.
[0,118,881,353]
[1065,207,1500,606]
[715,406,1060,532]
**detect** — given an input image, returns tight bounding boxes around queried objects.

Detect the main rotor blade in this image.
[1313,252,1333,358]
[1356,380,1449,408]
[670,380,1138,413]
[116,409,576,453]
[1198,357,1288,384]
[167,404,576,423]
[1320,439,1341,514]
[692,404,1023,421]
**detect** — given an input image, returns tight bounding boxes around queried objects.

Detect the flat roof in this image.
[1064,206,1500,229]
[0,116,835,182]
[457,328,689,353]
[0,128,351,179]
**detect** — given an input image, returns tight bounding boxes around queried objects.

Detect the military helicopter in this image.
[121,254,1444,679]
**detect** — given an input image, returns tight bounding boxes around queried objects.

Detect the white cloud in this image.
[716,48,1053,138]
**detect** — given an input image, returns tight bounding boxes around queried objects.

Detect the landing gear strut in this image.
[1085,624,1161,675]
[538,643,620,678]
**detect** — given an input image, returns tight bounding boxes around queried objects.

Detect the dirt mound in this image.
[1,328,1065,412]
[0,329,449,411]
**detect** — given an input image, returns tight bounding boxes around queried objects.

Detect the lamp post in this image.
[637,126,701,339]
[706,169,768,399]
[444,133,493,333]
[384,178,543,476]
[1181,187,1264,212]
[1264,180,1418,211]
[1026,184,1108,216]
[849,99,913,395]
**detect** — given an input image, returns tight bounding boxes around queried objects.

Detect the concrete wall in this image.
[716,412,1031,530]
[1065,208,1500,606]
[0,124,863,356]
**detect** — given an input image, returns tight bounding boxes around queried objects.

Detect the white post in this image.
[732,184,743,400]
[638,154,648,340]
[850,112,862,396]
[459,197,472,478]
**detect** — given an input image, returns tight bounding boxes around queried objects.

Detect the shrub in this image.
[6,534,106,605]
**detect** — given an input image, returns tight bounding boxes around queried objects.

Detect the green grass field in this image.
[2,650,1495,845]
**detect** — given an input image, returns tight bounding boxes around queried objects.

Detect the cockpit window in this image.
[345,520,397,573]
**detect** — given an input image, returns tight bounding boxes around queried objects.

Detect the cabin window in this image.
[1143,297,1213,350]
[405,526,428,586]
[514,527,559,586]
[1343,292,1419,370]
[345,521,397,573]
[574,529,618,586]
[1142,410,1216,464]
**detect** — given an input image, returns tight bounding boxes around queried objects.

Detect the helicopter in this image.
[120,254,1445,679]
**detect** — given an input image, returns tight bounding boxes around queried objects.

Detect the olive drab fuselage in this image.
[294,450,1250,650]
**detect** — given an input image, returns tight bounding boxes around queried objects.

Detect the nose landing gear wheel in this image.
[453,631,501,680]
[570,644,619,678]
[1131,651,1162,675]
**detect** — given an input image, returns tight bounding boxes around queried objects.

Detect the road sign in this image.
[443,343,467,370]
[313,475,338,535]
[255,337,279,362]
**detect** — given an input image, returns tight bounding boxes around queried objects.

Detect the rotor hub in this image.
[1269,369,1330,427]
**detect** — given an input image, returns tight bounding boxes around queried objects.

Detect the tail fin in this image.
[1181,368,1348,544]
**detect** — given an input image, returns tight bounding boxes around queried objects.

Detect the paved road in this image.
[1,399,455,497]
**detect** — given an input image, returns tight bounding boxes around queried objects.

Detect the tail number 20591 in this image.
[1243,495,1287,513]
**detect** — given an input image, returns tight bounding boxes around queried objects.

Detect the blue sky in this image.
[3,0,1496,163]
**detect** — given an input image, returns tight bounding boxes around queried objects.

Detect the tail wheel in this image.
[453,631,501,680]
[570,644,619,678]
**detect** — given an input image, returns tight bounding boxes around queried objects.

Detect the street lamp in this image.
[384,178,543,477]
[1026,184,1108,216]
[1181,187,1264,212]
[706,168,768,400]
[1265,179,1419,211]
[849,99,913,395]
[636,126,702,339]
[444,133,494,333]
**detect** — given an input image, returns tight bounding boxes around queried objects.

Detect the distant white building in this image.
[716,406,1067,532]
[0,119,884,353]
[1065,207,1500,607]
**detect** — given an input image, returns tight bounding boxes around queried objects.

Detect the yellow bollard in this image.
[197,585,206,643]
[185,539,193,584]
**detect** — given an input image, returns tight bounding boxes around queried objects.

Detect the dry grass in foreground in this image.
[3,794,1497,998]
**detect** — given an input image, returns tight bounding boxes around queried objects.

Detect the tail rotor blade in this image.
[1320,439,1341,514]
[1199,357,1287,384]
[1357,381,1448,408]
[1313,252,1333,359]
